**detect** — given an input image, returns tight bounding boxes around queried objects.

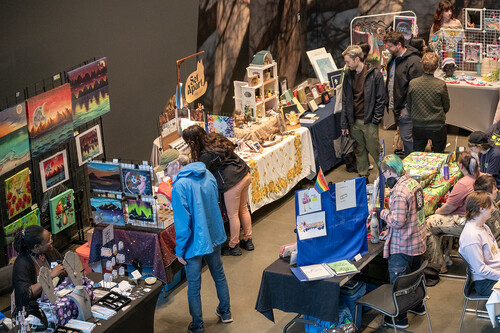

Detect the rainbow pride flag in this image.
[314,167,329,193]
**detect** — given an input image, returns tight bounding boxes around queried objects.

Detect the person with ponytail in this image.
[426,151,480,273]
[12,225,65,315]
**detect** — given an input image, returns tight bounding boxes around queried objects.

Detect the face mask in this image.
[386,177,398,189]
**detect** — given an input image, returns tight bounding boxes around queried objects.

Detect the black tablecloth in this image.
[255,241,384,323]
[301,99,342,173]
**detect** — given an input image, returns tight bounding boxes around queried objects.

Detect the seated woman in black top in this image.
[12,225,66,315]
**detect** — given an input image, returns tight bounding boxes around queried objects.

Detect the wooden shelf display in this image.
[234,51,279,120]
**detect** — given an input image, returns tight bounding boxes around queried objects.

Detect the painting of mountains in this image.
[0,103,30,176]
[26,84,74,158]
[39,150,69,192]
[90,197,125,225]
[76,124,103,165]
[127,199,153,222]
[87,161,122,193]
[68,57,110,128]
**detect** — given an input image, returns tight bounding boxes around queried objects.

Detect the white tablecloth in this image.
[486,289,500,327]
[240,127,316,213]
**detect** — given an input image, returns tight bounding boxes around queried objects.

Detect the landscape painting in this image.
[76,125,103,165]
[49,189,76,234]
[4,208,40,245]
[39,150,69,192]
[121,168,153,196]
[90,197,125,225]
[68,57,110,128]
[87,162,122,193]
[4,167,32,219]
[127,199,154,222]
[0,103,30,176]
[26,84,73,158]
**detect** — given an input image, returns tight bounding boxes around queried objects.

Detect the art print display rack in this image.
[233,51,279,120]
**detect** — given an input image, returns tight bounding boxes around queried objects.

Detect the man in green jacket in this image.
[407,52,450,153]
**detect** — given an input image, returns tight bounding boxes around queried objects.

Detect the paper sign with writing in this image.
[185,60,207,103]
[335,179,356,211]
[102,224,114,245]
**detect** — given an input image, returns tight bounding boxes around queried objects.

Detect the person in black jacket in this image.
[12,225,66,316]
[341,45,385,179]
[182,125,253,256]
[384,31,424,157]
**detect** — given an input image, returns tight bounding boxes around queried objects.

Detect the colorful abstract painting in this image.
[75,125,103,165]
[87,162,122,193]
[26,84,73,158]
[121,168,153,196]
[0,103,30,176]
[5,167,32,219]
[207,115,234,137]
[485,12,500,31]
[39,150,69,192]
[90,197,125,225]
[127,199,154,222]
[4,208,40,245]
[68,57,110,128]
[49,189,76,234]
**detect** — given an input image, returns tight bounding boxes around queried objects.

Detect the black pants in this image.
[413,125,447,153]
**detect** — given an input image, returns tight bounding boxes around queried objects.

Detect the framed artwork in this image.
[0,103,30,176]
[5,168,31,219]
[39,150,69,192]
[90,197,125,225]
[121,168,153,196]
[26,84,73,158]
[464,42,482,63]
[207,115,234,137]
[487,44,500,58]
[308,52,337,84]
[393,16,417,41]
[282,104,301,130]
[176,107,190,119]
[49,189,76,234]
[4,208,40,245]
[484,12,500,31]
[127,199,154,222]
[327,70,343,90]
[67,57,110,128]
[465,8,482,30]
[87,161,122,193]
[75,125,103,166]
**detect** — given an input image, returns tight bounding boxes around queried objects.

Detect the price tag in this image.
[15,92,20,97]
[131,270,142,280]
[354,253,362,262]
[53,74,60,81]
[102,224,114,245]
[113,159,118,164]
[31,204,38,210]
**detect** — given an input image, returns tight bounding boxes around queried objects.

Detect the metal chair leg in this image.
[458,298,469,333]
[392,316,398,333]
[423,301,432,333]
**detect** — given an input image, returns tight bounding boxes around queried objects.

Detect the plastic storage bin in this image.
[340,280,366,329]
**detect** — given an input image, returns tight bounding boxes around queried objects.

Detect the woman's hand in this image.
[50,264,66,278]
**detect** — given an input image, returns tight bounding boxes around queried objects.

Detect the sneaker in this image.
[240,238,255,251]
[383,315,409,329]
[408,303,426,316]
[222,244,242,256]
[187,323,204,333]
[216,308,233,323]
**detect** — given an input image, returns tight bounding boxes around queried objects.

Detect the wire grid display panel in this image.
[350,12,417,70]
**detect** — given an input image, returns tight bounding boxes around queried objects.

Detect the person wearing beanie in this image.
[469,131,500,188]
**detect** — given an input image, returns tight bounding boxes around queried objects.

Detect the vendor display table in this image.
[300,99,343,173]
[255,241,384,324]
[89,224,182,284]
[241,127,316,213]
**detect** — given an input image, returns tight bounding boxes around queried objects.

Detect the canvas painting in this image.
[121,168,153,196]
[39,150,69,192]
[87,161,122,193]
[464,42,482,63]
[207,115,234,137]
[26,84,73,158]
[75,125,103,165]
[90,197,125,225]
[484,12,500,31]
[393,16,416,41]
[49,189,76,234]
[4,208,40,245]
[127,199,154,222]
[296,211,327,241]
[5,167,32,219]
[0,103,30,176]
[68,57,110,128]
[487,44,500,58]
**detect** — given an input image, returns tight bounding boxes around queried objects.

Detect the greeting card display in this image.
[207,115,234,137]
[49,189,76,234]
[68,57,110,128]
[121,168,152,196]
[90,197,125,226]
[0,103,30,176]
[26,84,73,158]
[39,150,69,192]
[5,168,32,219]
[4,208,40,245]
[76,125,103,165]
[87,162,122,193]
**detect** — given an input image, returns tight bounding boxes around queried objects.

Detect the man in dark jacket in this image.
[384,31,423,156]
[341,45,385,178]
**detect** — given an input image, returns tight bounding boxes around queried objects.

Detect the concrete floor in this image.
[153,126,497,332]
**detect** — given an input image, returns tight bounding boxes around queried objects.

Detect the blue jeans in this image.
[398,107,413,157]
[475,279,497,296]
[185,245,230,327]
[388,253,422,284]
